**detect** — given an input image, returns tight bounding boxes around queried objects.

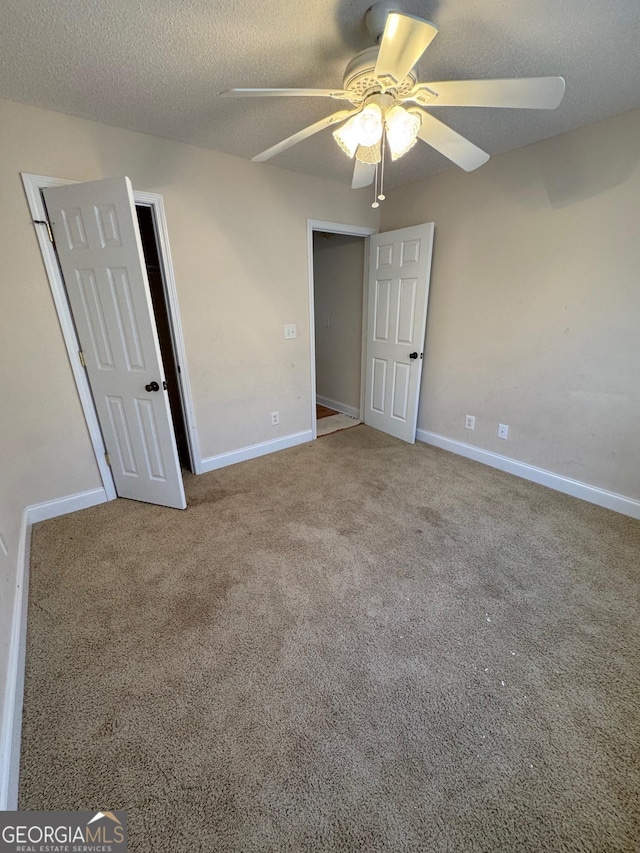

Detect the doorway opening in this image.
[307,219,378,440]
[312,230,366,437]
[136,204,191,471]
[308,219,435,445]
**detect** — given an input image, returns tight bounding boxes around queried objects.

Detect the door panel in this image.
[371,358,387,412]
[43,177,186,509]
[392,362,411,420]
[364,223,434,443]
[374,280,391,340]
[397,278,417,343]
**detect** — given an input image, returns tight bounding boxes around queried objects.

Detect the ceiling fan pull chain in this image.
[378,132,387,201]
[372,163,380,208]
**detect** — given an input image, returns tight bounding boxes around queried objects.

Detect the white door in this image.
[364,223,435,443]
[43,178,187,509]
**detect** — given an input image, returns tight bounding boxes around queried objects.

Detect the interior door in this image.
[43,177,187,509]
[364,223,435,443]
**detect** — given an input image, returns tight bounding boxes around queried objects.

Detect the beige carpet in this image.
[20,426,640,851]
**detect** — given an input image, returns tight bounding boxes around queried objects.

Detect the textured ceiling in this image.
[1,0,639,188]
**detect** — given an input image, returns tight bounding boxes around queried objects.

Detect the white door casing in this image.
[42,177,187,509]
[364,223,435,443]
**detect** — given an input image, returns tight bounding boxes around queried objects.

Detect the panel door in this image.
[43,177,186,509]
[364,223,435,443]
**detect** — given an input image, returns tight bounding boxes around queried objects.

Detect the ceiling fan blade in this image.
[413,110,490,171]
[415,77,566,109]
[375,12,438,89]
[221,88,354,101]
[352,159,376,189]
[252,108,361,163]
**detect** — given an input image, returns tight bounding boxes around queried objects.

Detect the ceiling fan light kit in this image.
[222,2,566,201]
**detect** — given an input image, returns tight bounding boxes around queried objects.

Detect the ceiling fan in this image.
[222,1,565,202]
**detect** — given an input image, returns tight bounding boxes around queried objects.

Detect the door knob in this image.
[145,381,160,392]
[409,352,418,360]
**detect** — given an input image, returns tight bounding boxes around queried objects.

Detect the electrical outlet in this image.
[271,411,279,426]
[324,317,331,328]
[0,532,7,557]
[284,324,297,339]
[497,423,509,440]
[464,415,475,430]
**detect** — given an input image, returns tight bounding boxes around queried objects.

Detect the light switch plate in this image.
[284,324,297,339]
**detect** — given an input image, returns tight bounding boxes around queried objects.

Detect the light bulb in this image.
[355,103,383,147]
[385,105,421,161]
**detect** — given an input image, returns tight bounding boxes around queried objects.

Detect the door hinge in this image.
[79,350,86,367]
[33,219,54,243]
[104,452,111,467]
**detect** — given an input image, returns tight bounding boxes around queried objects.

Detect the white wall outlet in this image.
[0,531,7,557]
[464,415,475,430]
[497,423,509,440]
[284,324,297,339]
[271,411,279,426]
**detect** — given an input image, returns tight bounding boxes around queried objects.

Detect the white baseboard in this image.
[316,396,360,420]
[417,430,640,520]
[26,487,108,524]
[0,512,31,810]
[200,430,313,473]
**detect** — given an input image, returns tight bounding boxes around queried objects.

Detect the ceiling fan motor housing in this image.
[343,46,417,101]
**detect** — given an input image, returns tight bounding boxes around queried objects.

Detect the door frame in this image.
[21,173,203,503]
[307,219,378,440]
